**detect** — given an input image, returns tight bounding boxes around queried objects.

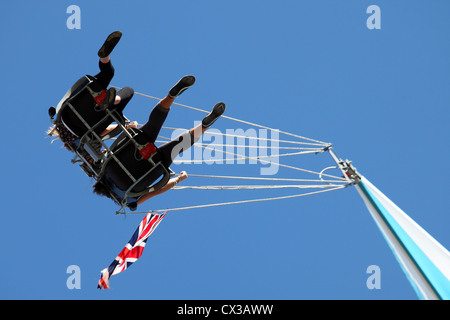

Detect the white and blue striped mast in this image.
[328,148,450,300]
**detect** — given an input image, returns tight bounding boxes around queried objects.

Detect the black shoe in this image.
[202,102,226,128]
[98,31,122,58]
[168,75,196,98]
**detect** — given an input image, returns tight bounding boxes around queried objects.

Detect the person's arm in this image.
[137,171,188,205]
[100,121,138,136]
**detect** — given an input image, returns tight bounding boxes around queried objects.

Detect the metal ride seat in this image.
[102,129,175,213]
[49,75,174,213]
[48,75,128,177]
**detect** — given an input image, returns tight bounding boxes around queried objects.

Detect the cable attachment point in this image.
[341,160,361,184]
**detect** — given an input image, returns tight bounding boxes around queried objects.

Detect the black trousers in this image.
[140,104,196,168]
[94,60,134,114]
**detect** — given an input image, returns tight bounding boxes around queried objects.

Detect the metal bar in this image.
[327,147,352,184]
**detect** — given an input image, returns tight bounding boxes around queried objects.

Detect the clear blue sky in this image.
[1,0,449,300]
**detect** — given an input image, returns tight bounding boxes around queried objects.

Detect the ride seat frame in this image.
[49,75,174,213]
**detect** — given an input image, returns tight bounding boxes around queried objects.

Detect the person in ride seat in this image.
[92,75,226,209]
[48,31,134,151]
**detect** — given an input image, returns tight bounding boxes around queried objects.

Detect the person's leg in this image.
[94,59,115,89]
[139,99,172,143]
[93,31,122,89]
[139,76,196,143]
[157,125,201,168]
[112,87,134,113]
[61,32,123,137]
[158,102,226,167]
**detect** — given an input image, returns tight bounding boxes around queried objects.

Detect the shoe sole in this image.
[98,31,122,58]
[169,75,196,98]
[202,102,226,127]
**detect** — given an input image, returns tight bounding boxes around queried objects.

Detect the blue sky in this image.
[1,1,449,300]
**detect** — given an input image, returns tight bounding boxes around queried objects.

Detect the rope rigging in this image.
[109,86,351,214]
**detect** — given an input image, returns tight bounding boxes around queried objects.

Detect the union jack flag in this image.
[98,211,167,289]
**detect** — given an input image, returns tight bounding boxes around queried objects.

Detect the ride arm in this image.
[137,171,188,205]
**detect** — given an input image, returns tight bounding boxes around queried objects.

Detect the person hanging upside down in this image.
[48,31,135,151]
[92,75,226,210]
